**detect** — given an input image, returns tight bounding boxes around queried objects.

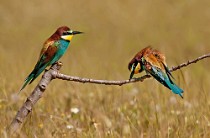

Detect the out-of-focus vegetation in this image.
[1,0,210,137]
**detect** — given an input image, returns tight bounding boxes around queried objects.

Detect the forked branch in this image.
[8,53,210,135]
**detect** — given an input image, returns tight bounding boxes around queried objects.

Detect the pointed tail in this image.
[19,73,34,93]
[19,63,49,93]
[166,80,184,98]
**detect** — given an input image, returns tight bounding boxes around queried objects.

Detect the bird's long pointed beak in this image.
[73,31,83,35]
[129,63,137,79]
[129,71,135,80]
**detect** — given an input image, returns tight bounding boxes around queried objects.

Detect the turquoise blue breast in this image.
[49,39,70,64]
[58,39,70,54]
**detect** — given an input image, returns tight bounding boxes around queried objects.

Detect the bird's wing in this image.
[39,40,55,58]
[144,52,164,70]
[151,49,174,79]
[28,41,59,84]
[143,49,183,97]
[161,61,174,80]
[20,41,59,90]
[143,52,170,87]
[144,52,174,81]
[144,60,170,89]
[152,49,167,65]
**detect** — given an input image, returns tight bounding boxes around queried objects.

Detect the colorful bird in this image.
[20,26,83,91]
[128,46,184,98]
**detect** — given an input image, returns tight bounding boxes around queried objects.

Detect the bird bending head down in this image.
[128,46,184,98]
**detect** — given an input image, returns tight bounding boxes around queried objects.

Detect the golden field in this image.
[1,0,210,137]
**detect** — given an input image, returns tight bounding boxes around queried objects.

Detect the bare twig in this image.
[170,53,210,72]
[55,73,151,86]
[8,53,210,135]
[55,53,210,85]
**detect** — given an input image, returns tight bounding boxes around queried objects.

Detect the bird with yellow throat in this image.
[128,46,184,98]
[20,26,83,91]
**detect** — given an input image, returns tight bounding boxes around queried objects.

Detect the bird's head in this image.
[56,26,83,42]
[128,46,153,79]
[128,60,142,79]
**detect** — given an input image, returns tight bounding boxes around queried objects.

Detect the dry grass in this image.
[1,0,210,137]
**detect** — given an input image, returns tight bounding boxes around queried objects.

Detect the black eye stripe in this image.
[63,31,72,35]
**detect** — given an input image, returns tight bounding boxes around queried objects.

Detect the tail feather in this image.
[19,73,34,92]
[28,65,47,84]
[165,79,184,98]
[19,61,50,93]
[149,66,184,98]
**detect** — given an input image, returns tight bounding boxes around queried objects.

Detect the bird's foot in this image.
[51,61,63,71]
[129,77,139,81]
[56,61,63,66]
[44,69,49,72]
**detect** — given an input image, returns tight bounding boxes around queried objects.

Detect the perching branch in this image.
[55,53,210,85]
[8,62,62,135]
[170,53,210,71]
[55,73,151,86]
[8,53,210,135]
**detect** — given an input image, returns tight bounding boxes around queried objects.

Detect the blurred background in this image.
[1,0,210,137]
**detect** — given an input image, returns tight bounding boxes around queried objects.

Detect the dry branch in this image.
[8,63,62,135]
[55,53,210,85]
[170,53,210,71]
[8,53,210,135]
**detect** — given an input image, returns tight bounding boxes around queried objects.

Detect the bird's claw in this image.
[57,61,63,66]
[44,69,49,72]
[129,77,139,81]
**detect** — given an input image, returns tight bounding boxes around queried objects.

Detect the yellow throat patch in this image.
[61,35,73,41]
[131,63,141,74]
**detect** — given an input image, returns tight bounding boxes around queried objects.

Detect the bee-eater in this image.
[128,46,184,98]
[20,26,83,91]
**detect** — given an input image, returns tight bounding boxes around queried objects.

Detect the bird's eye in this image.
[154,54,158,57]
[63,31,68,35]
